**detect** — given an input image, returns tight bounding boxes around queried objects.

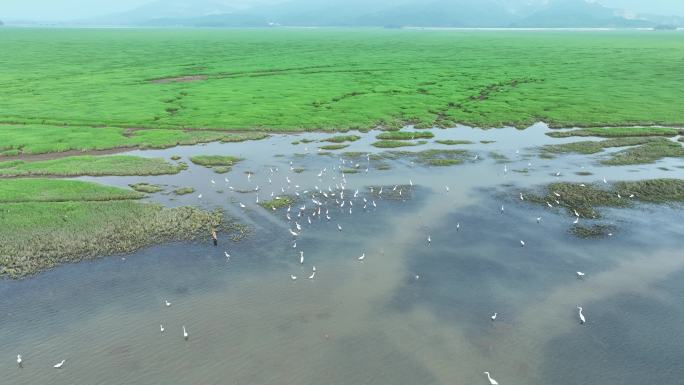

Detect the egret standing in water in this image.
[17,354,22,368]
[576,271,586,279]
[358,253,365,261]
[300,251,304,264]
[483,371,499,385]
[491,313,497,321]
[577,306,586,324]
[53,360,65,369]
[160,324,165,333]
[183,326,189,340]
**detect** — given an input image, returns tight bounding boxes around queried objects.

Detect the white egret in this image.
[520,193,524,201]
[577,306,586,324]
[358,253,365,261]
[239,202,246,208]
[576,271,585,279]
[17,354,22,367]
[183,325,188,340]
[197,194,202,199]
[160,324,165,333]
[211,179,216,184]
[164,300,171,307]
[300,251,304,264]
[337,224,342,231]
[483,371,498,385]
[427,235,431,243]
[573,217,579,224]
[520,240,525,247]
[54,360,65,369]
[536,217,542,223]
[491,313,497,321]
[290,274,297,281]
[289,229,299,237]
[308,271,316,279]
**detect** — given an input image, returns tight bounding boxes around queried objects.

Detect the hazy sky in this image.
[2,0,684,21]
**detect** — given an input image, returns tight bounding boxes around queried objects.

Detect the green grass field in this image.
[1,29,683,144]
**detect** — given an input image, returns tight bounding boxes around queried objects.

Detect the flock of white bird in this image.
[15,148,600,383]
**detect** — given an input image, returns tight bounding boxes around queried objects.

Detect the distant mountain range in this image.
[32,0,684,28]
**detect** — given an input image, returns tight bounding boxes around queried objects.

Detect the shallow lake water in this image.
[1,124,683,385]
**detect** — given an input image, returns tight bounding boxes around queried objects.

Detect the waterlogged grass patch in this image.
[173,187,195,195]
[488,152,510,163]
[323,135,361,143]
[0,201,225,278]
[0,156,183,177]
[601,140,684,165]
[319,144,349,151]
[435,140,473,145]
[381,149,471,167]
[541,137,663,155]
[526,179,684,218]
[129,183,164,193]
[570,224,616,239]
[189,155,241,167]
[376,131,434,140]
[372,140,426,148]
[0,179,143,203]
[547,127,681,138]
[258,196,295,211]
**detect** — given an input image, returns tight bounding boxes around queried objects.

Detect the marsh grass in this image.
[0,156,183,177]
[372,140,426,148]
[376,131,434,140]
[129,183,164,193]
[173,187,195,195]
[0,179,143,203]
[541,137,663,155]
[547,127,681,138]
[527,179,684,218]
[0,125,267,157]
[2,30,684,135]
[0,201,224,278]
[323,135,361,143]
[258,196,295,211]
[319,144,349,150]
[601,140,684,165]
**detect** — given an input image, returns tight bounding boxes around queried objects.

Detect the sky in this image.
[2,0,684,21]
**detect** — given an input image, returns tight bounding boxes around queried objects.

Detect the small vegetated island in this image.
[0,28,683,277]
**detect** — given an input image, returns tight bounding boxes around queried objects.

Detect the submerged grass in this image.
[0,155,183,177]
[570,224,616,238]
[435,140,473,145]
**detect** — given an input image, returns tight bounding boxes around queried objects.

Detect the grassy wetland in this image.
[0,28,684,385]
